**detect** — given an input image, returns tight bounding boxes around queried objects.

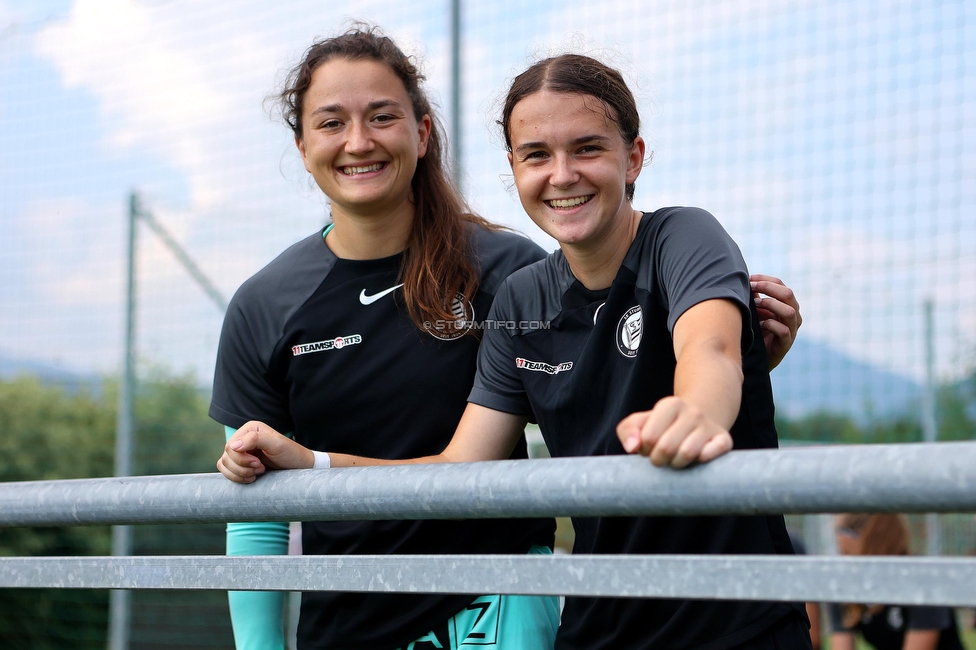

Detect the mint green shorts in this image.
[397,546,559,650]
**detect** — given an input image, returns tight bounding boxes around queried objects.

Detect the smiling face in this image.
[507,90,644,251]
[296,58,431,222]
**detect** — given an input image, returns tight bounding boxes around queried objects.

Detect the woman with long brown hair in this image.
[831,515,964,650]
[215,32,803,650]
[211,26,560,650]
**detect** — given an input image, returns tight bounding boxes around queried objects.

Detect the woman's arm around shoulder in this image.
[750,273,802,371]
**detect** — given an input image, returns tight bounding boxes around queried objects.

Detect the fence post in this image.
[449,0,462,186]
[922,299,941,556]
[108,190,138,650]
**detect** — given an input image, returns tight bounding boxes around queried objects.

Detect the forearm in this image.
[830,632,855,650]
[673,339,743,429]
[227,591,285,650]
[224,427,288,650]
[617,300,742,467]
[330,405,527,468]
[806,602,822,649]
[903,630,940,650]
[221,406,521,475]
[327,452,450,468]
[226,523,289,649]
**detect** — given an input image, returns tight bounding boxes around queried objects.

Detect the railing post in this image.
[449,0,462,186]
[922,299,941,556]
[109,190,138,650]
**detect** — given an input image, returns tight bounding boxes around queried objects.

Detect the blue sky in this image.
[0,0,973,399]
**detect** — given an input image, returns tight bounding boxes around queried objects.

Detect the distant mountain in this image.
[0,354,102,394]
[770,339,921,422]
[2,340,923,422]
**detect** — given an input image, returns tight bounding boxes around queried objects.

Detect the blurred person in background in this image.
[789,529,823,649]
[830,514,965,650]
[219,50,808,650]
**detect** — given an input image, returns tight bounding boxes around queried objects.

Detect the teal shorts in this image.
[397,546,559,650]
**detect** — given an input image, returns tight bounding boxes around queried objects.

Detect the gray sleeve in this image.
[470,226,548,296]
[210,232,330,432]
[468,281,534,418]
[653,208,753,348]
[209,291,292,432]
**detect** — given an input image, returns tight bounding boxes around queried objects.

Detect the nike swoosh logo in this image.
[359,283,404,305]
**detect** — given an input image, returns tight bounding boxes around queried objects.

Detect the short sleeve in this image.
[210,295,292,431]
[652,208,752,348]
[905,605,954,631]
[470,226,548,296]
[468,282,534,418]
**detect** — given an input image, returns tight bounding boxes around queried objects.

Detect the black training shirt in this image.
[211,224,555,650]
[830,603,965,650]
[470,207,804,650]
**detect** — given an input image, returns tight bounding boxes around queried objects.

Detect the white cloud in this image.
[0,197,125,373]
[30,0,453,242]
[19,0,455,379]
[7,0,972,388]
[35,0,278,209]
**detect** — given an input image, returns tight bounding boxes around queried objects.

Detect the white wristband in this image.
[311,450,331,470]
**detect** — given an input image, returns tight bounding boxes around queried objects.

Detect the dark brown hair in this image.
[836,513,910,557]
[278,25,498,334]
[499,54,641,200]
[836,514,910,627]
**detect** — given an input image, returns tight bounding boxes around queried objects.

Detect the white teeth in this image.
[342,163,384,175]
[548,196,592,208]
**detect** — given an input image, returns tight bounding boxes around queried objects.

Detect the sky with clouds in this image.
[0,0,973,403]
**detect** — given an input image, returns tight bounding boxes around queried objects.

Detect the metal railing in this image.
[1,442,975,606]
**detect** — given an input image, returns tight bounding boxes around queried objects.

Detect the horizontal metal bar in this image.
[0,442,974,528]
[0,555,973,606]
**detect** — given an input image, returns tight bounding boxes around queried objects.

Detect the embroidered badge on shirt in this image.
[616,305,643,358]
[424,293,475,341]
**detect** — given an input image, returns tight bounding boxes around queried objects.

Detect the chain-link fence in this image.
[1,0,973,647]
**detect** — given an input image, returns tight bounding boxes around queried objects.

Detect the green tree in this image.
[132,368,222,477]
[0,376,114,649]
[775,411,865,444]
[937,369,976,442]
[777,367,976,445]
[125,370,234,648]
[0,372,233,649]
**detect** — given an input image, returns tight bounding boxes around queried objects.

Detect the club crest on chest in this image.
[424,293,475,341]
[616,305,643,358]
